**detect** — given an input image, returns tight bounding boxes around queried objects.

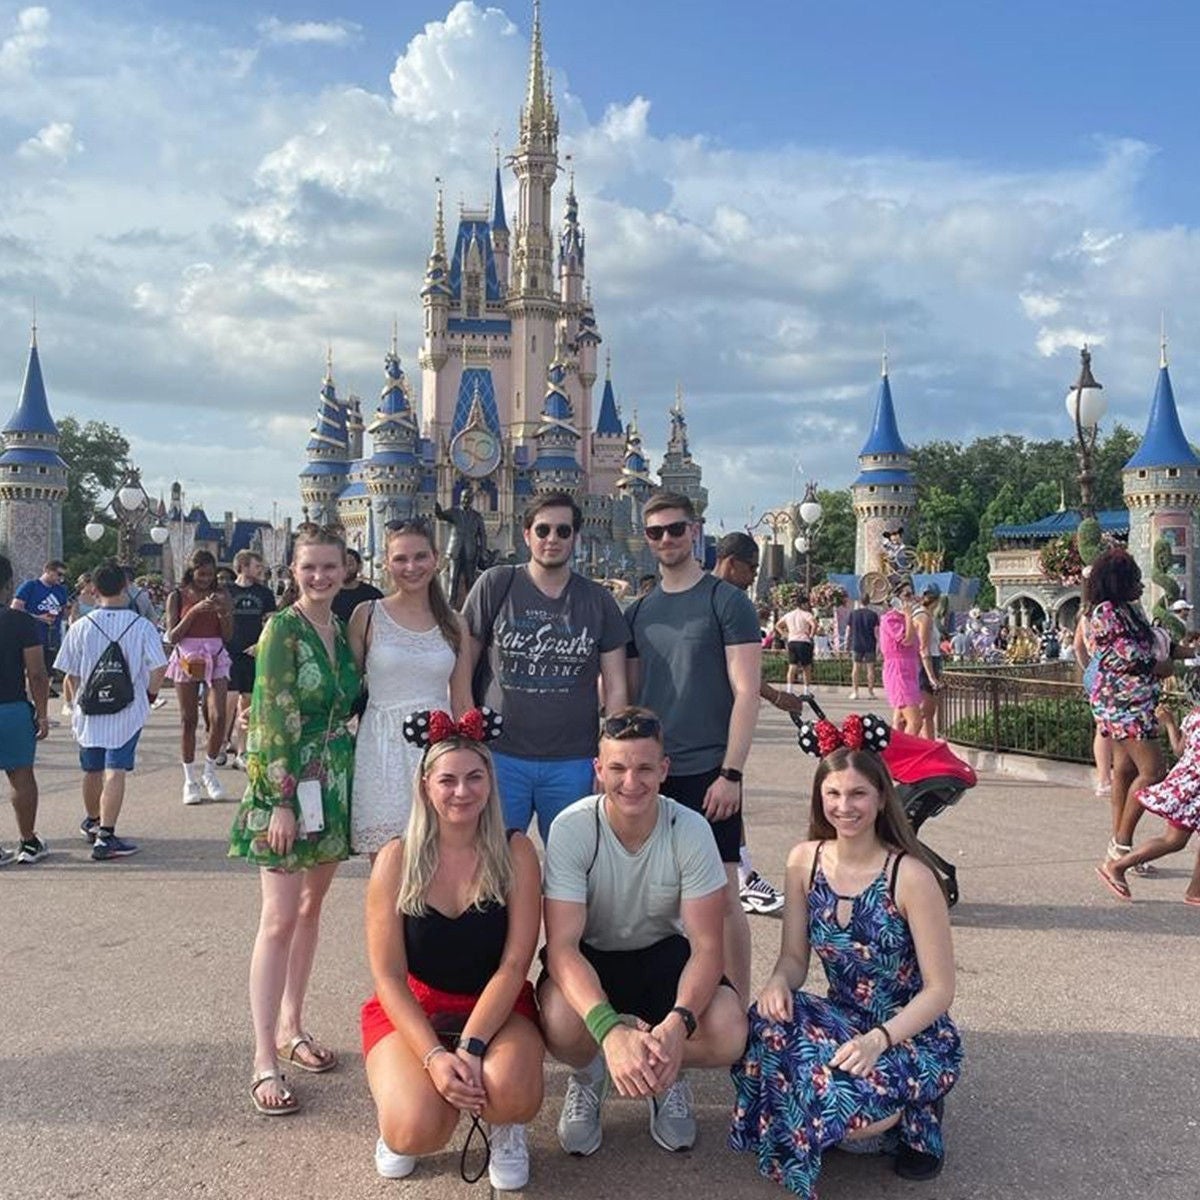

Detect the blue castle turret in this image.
[0,324,68,582]
[852,352,918,576]
[530,326,583,497]
[365,328,422,525]
[299,351,350,525]
[1122,335,1200,609]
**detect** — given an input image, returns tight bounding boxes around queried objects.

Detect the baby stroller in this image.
[790,699,976,906]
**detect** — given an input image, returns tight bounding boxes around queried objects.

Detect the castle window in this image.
[1138,469,1147,479]
[1167,467,1179,478]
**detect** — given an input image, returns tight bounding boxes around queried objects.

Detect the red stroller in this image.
[790,700,976,906]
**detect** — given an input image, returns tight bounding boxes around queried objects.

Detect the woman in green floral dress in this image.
[230,526,361,1116]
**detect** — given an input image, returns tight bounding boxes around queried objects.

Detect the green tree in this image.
[811,488,855,577]
[57,417,131,572]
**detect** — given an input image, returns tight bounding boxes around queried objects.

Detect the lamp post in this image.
[1065,346,1106,521]
[794,481,824,596]
[84,467,167,564]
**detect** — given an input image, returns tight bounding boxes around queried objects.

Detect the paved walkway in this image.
[4,691,1198,1199]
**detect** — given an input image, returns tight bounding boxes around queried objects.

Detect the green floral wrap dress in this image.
[228,607,361,871]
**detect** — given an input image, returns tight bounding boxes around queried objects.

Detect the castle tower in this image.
[365,327,422,524]
[345,393,364,460]
[530,326,583,497]
[299,351,350,526]
[491,157,509,297]
[1122,335,1200,608]
[507,0,559,439]
[852,352,918,576]
[591,353,625,497]
[0,324,67,583]
[658,384,708,517]
[418,186,452,391]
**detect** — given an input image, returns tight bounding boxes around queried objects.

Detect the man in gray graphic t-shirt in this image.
[464,492,628,841]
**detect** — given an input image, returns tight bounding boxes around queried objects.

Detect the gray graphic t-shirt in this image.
[464,567,629,760]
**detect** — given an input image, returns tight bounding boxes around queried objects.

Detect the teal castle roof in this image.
[1124,364,1200,470]
[3,335,58,437]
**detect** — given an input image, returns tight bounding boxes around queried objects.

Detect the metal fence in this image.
[939,669,1094,763]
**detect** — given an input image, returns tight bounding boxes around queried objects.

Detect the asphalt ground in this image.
[3,689,1198,1199]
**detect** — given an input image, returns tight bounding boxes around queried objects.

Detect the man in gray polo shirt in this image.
[540,707,747,1157]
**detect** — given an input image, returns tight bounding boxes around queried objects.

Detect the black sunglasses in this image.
[385,518,432,535]
[532,522,575,539]
[602,713,662,740]
[644,520,690,541]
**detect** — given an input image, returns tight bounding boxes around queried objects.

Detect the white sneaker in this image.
[232,753,248,771]
[201,767,229,801]
[488,1123,530,1190]
[60,701,73,717]
[182,779,203,806]
[374,1136,416,1180]
[848,689,859,700]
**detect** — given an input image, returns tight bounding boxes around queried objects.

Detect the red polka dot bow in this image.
[795,713,890,758]
[402,707,504,748]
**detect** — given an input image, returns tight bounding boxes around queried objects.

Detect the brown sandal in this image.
[251,1069,299,1116]
[277,1032,338,1074]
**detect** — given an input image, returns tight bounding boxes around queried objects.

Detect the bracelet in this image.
[872,1023,893,1051]
[422,1044,449,1071]
[584,1001,623,1046]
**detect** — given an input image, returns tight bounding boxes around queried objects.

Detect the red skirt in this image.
[361,974,539,1058]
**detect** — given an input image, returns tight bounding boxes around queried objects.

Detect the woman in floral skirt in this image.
[229,525,361,1116]
[730,720,961,1198]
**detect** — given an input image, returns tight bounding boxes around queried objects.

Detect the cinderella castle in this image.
[298,2,706,576]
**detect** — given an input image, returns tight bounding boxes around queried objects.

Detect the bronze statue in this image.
[435,487,490,606]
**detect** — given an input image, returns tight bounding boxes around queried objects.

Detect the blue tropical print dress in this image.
[730,845,962,1199]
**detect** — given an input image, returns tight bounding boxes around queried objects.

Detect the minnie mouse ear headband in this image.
[796,713,890,758]
[402,707,504,750]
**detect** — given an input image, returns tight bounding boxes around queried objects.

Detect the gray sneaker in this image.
[648,1074,696,1152]
[557,1061,608,1156]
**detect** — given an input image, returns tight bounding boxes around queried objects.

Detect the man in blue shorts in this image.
[0,554,50,865]
[54,559,167,861]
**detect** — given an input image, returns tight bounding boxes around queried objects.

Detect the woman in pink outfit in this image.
[879,579,922,733]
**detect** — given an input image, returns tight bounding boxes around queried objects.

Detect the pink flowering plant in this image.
[1038,535,1083,585]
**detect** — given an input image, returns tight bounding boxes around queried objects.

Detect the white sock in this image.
[576,1053,606,1085]
[204,756,219,772]
[182,762,199,782]
[738,844,753,887]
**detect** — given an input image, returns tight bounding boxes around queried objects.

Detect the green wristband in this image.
[584,1002,622,1046]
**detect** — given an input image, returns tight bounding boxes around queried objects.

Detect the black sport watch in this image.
[717,767,743,783]
[456,1035,488,1058]
[670,1005,697,1039]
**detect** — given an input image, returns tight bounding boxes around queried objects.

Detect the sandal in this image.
[277,1032,338,1074]
[1184,895,1200,907]
[251,1069,299,1116]
[1095,864,1132,902]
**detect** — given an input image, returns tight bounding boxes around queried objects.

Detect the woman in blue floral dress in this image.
[229,526,361,1116]
[730,741,961,1198]
[1086,549,1171,868]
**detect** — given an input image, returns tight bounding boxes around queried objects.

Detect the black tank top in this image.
[404,900,508,994]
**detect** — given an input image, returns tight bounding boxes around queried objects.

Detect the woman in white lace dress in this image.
[348,520,472,857]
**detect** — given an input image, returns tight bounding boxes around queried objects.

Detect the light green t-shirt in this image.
[543,794,727,952]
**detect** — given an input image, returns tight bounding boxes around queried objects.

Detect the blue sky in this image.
[2,0,1199,530]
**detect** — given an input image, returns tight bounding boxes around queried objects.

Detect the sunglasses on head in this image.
[644,520,690,541]
[532,522,575,539]
[385,517,432,535]
[602,713,662,740]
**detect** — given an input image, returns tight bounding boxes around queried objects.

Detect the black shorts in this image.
[228,652,257,695]
[850,650,876,664]
[539,935,733,1025]
[919,658,942,694]
[662,768,742,864]
[787,640,814,667]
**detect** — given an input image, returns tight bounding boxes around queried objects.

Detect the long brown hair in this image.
[385,520,460,654]
[809,747,945,891]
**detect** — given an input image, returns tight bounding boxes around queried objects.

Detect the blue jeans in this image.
[492,751,596,844]
[79,730,142,773]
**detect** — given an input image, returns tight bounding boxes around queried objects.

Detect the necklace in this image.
[295,604,334,632]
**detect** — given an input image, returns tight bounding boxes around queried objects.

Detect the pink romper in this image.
[880,607,922,709]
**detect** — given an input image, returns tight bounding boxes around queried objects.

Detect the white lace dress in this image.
[351,604,457,853]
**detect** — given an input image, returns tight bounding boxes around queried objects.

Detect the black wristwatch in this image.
[717,766,743,784]
[456,1035,488,1058]
[670,1005,697,1039]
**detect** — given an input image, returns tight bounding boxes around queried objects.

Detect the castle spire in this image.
[523,0,547,128]
[1161,312,1168,369]
[595,353,622,436]
[1124,349,1200,469]
[433,182,447,261]
[492,159,508,233]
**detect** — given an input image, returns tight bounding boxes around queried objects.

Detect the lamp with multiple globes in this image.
[1065,346,1106,521]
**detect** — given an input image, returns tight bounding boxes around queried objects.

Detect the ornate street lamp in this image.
[1065,346,1106,521]
[84,467,162,563]
[794,481,824,595]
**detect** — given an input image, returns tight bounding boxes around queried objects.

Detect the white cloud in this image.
[17,120,80,161]
[0,2,1198,534]
[0,6,49,75]
[258,17,361,46]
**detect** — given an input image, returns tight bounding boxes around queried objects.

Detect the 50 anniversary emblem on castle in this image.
[449,426,502,479]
